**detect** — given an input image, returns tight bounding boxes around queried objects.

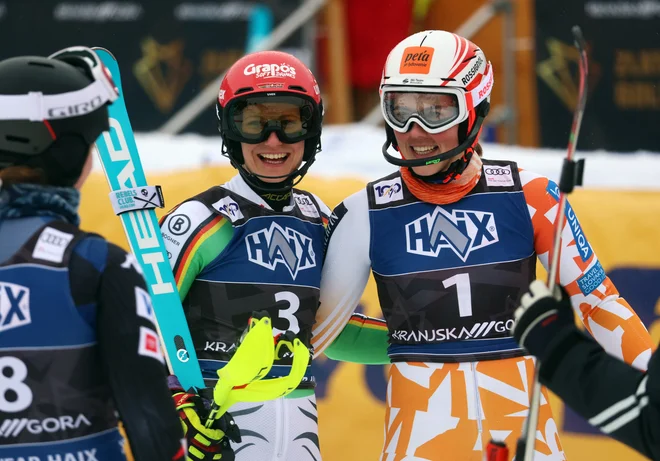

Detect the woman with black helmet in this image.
[159,50,327,461]
[314,30,654,460]
[0,47,189,461]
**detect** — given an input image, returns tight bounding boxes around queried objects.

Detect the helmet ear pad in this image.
[303,99,323,162]
[458,100,490,147]
[385,124,398,151]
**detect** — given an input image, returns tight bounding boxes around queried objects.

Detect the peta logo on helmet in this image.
[406,207,498,261]
[399,46,434,74]
[244,63,296,79]
[245,223,316,279]
[212,196,244,223]
[48,95,104,119]
[373,177,404,204]
[0,282,31,333]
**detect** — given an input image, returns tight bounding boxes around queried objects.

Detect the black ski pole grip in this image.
[559,158,576,193]
[558,158,586,193]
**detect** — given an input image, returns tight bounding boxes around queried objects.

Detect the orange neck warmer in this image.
[400,154,482,205]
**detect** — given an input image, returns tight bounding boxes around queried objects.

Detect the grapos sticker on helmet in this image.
[243,63,297,79]
[399,46,434,74]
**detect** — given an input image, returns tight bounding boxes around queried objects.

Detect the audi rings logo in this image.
[485,164,514,187]
[485,167,510,175]
[486,168,508,175]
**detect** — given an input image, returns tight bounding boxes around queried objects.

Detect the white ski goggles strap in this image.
[0,80,117,121]
[0,46,118,121]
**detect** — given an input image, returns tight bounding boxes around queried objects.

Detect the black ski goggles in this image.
[221,94,321,144]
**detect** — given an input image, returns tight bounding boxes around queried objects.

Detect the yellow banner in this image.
[81,167,660,461]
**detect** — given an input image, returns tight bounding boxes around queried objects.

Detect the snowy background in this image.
[101,124,660,190]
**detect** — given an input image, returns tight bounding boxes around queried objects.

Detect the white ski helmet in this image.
[380,30,494,167]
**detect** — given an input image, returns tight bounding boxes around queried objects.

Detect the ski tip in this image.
[91,47,116,60]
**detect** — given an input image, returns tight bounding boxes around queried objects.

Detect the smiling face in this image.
[394,121,462,176]
[385,92,464,176]
[238,102,306,182]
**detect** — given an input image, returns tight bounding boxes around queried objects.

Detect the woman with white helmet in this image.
[314,30,653,460]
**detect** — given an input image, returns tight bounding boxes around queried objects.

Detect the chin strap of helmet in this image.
[408,149,475,184]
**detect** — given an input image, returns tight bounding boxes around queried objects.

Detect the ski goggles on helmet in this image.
[0,46,118,122]
[381,88,469,134]
[381,63,493,134]
[221,94,321,144]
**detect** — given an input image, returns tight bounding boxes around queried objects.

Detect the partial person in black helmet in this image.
[0,47,192,461]
[512,280,660,461]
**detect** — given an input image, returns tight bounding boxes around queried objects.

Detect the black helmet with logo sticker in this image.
[0,46,118,186]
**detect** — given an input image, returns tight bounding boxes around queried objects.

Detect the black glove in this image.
[511,280,577,363]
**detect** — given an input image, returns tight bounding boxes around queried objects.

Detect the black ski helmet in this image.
[0,47,118,187]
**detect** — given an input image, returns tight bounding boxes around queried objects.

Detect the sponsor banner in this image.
[373,177,404,204]
[80,167,660,461]
[0,0,307,134]
[245,222,317,279]
[535,0,660,151]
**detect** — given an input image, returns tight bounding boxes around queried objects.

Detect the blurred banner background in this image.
[2,0,658,150]
[535,0,660,151]
[3,0,659,459]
